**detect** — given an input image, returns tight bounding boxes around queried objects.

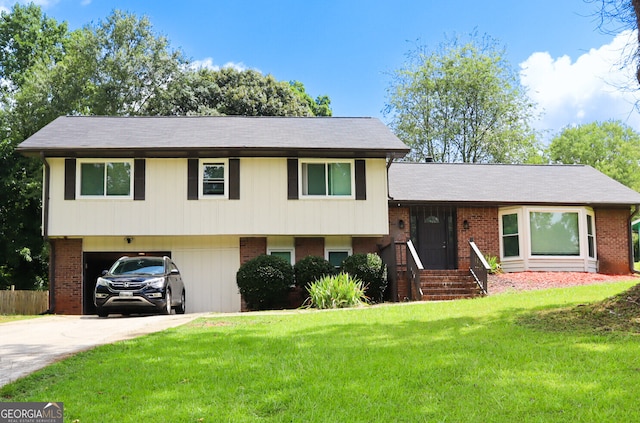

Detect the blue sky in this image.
[4,0,640,138]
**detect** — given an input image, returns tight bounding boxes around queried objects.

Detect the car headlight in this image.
[146,277,166,289]
[96,277,110,287]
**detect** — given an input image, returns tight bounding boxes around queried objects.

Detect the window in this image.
[530,211,580,256]
[79,160,132,198]
[587,214,595,258]
[200,160,228,198]
[327,251,349,268]
[301,161,353,197]
[501,213,520,257]
[269,250,293,264]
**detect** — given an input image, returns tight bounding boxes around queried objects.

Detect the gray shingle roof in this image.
[388,162,640,206]
[17,115,410,158]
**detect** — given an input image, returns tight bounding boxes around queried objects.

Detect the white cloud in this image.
[189,57,253,73]
[520,30,640,139]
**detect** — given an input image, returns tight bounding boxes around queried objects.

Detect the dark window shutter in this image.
[355,159,366,200]
[229,158,240,200]
[187,158,198,200]
[287,158,298,200]
[134,159,145,200]
[64,158,76,200]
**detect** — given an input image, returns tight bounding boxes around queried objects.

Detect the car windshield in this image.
[110,258,165,275]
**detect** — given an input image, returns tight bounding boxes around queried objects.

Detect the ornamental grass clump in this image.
[306,272,368,309]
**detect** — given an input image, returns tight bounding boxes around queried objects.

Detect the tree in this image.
[548,120,640,191]
[149,67,332,117]
[385,33,540,163]
[0,3,67,91]
[588,0,640,83]
[0,4,68,290]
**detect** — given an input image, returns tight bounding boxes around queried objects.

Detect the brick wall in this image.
[294,237,324,262]
[51,238,83,315]
[239,237,267,265]
[352,237,380,254]
[595,208,632,274]
[456,207,499,269]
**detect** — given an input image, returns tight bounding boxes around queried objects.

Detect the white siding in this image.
[47,157,389,237]
[84,236,241,312]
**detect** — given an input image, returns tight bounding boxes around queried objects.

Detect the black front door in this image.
[413,207,456,269]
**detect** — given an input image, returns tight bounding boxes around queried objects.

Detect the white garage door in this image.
[173,248,240,313]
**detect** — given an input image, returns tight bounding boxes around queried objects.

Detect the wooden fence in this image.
[0,290,49,315]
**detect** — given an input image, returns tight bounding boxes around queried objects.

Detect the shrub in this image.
[293,255,336,288]
[485,255,502,274]
[340,253,387,303]
[236,254,293,310]
[306,273,367,309]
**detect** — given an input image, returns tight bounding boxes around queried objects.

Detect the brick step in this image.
[422,293,483,301]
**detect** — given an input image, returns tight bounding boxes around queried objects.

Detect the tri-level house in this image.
[17,116,409,314]
[17,116,640,314]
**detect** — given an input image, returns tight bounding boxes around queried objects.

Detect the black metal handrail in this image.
[469,238,489,295]
[379,241,398,302]
[406,240,424,300]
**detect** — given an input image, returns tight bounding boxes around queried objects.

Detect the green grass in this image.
[2,281,640,422]
[0,314,41,324]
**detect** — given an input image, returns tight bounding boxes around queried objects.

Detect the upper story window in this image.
[200,159,228,198]
[78,160,133,198]
[301,160,353,197]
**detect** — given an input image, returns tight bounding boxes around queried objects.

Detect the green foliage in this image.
[386,32,541,163]
[306,272,368,309]
[151,67,332,117]
[236,254,294,311]
[293,255,335,288]
[339,253,387,303]
[548,120,640,192]
[485,255,502,274]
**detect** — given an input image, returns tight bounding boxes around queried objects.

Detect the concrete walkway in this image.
[0,313,202,387]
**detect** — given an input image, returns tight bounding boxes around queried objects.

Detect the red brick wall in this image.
[595,208,632,274]
[51,238,83,315]
[456,207,499,269]
[294,237,324,262]
[239,237,267,265]
[352,237,380,254]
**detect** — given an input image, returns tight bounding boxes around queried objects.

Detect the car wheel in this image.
[97,309,108,318]
[176,290,186,314]
[163,290,172,315]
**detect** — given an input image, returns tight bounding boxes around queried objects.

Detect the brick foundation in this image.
[239,237,267,265]
[294,237,324,262]
[51,238,83,315]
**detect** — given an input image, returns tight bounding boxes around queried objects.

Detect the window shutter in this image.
[287,159,298,200]
[187,158,198,200]
[134,159,145,201]
[355,159,366,200]
[229,158,240,200]
[64,158,76,200]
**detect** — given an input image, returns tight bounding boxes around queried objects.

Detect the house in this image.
[17,115,409,314]
[17,116,640,314]
[385,162,640,301]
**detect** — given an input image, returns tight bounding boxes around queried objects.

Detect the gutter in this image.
[39,153,55,314]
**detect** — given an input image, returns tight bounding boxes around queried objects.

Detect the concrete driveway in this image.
[0,313,202,387]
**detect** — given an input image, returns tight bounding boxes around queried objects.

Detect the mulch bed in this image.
[488,271,640,295]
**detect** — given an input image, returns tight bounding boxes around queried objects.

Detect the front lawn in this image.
[2,281,639,422]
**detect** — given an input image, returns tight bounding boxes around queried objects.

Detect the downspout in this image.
[386,156,395,200]
[40,153,55,314]
[629,205,640,275]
